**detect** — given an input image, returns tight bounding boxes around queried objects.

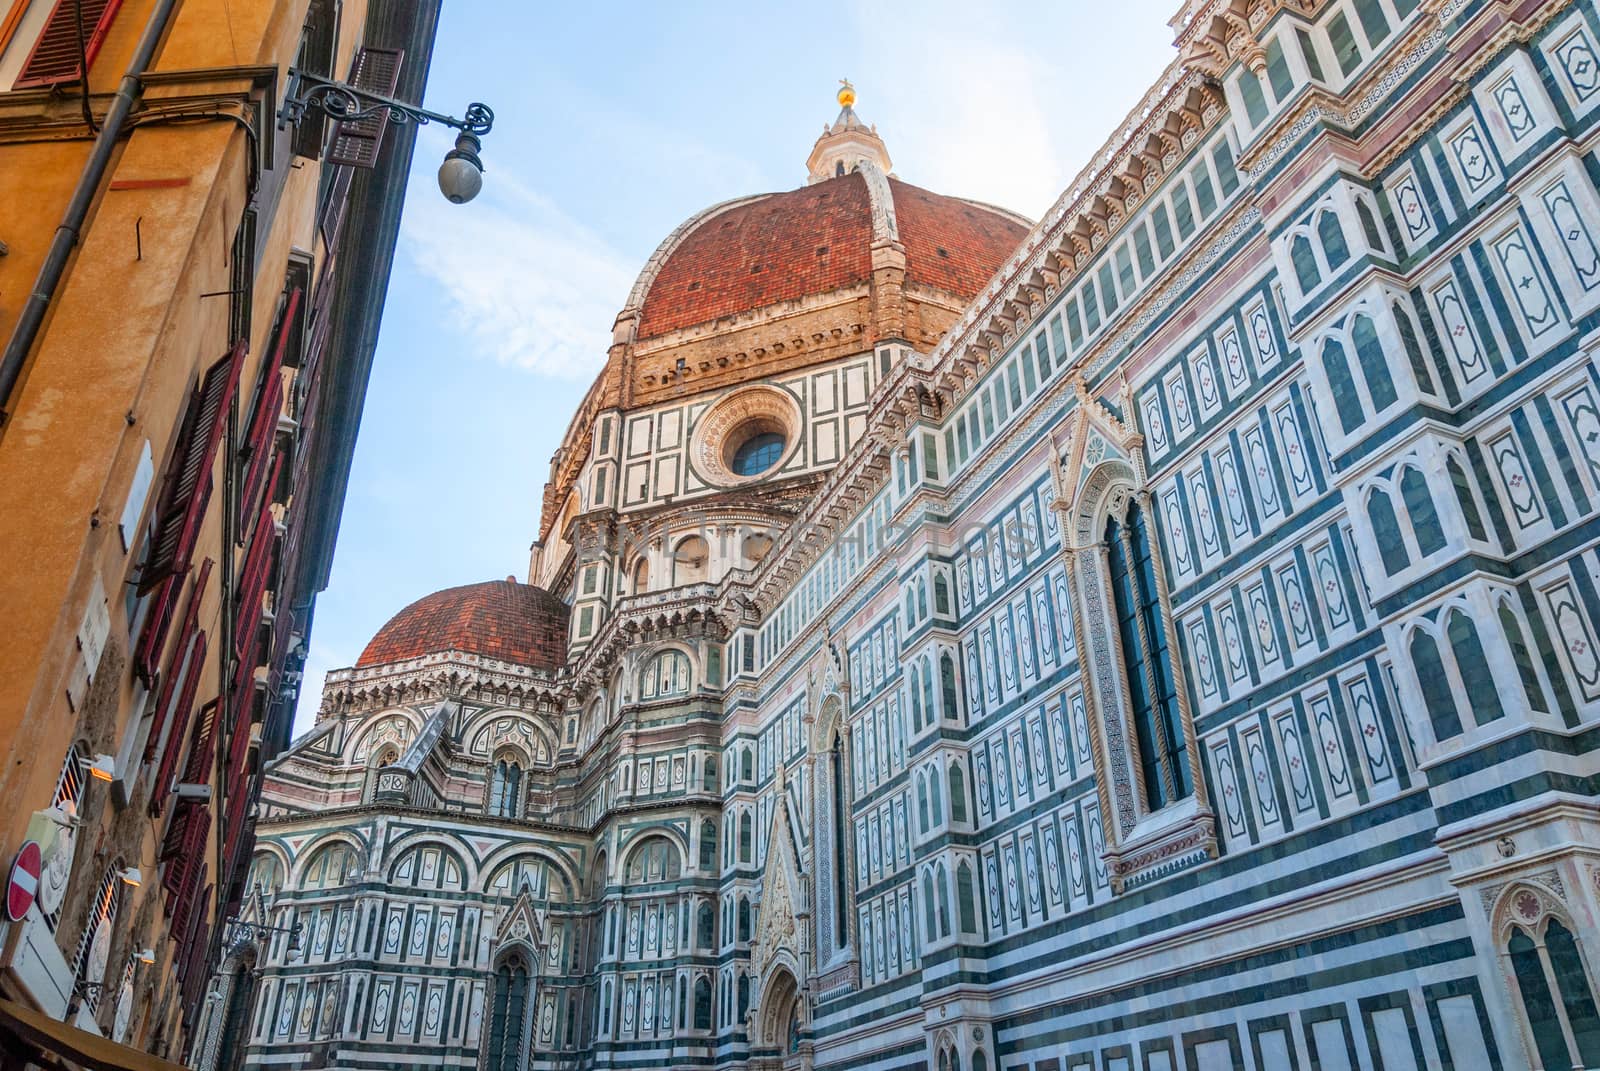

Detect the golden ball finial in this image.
[837,78,856,108]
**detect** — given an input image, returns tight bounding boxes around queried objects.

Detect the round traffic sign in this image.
[7,842,42,922]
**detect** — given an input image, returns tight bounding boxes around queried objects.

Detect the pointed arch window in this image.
[693,975,712,1031]
[1291,234,1322,294]
[1399,466,1445,557]
[1499,600,1550,714]
[487,952,531,1071]
[939,652,959,722]
[640,649,690,700]
[956,861,977,934]
[1318,210,1350,268]
[1448,456,1488,542]
[1409,629,1462,741]
[1367,489,1410,576]
[1352,315,1398,414]
[488,752,524,819]
[699,820,717,871]
[1323,339,1365,434]
[948,762,968,824]
[1105,501,1192,811]
[909,664,923,730]
[1393,301,1434,394]
[830,730,849,947]
[1446,610,1505,725]
[1504,903,1600,1070]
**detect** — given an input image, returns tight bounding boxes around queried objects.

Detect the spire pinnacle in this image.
[806,80,891,184]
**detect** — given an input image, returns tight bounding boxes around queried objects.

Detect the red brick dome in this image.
[358,580,569,670]
[632,172,1029,341]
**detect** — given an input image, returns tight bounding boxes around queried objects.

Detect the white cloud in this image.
[401,143,636,379]
[848,4,1175,221]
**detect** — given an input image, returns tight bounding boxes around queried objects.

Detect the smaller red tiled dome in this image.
[358,580,568,671]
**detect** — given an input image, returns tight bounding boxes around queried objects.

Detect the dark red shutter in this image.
[13,0,123,89]
[239,287,300,525]
[234,505,278,661]
[151,695,217,818]
[324,47,404,167]
[133,574,179,685]
[143,559,212,765]
[138,341,248,596]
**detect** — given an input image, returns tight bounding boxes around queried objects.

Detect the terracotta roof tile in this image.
[637,173,874,339]
[634,173,1028,341]
[358,580,569,671]
[891,178,1029,299]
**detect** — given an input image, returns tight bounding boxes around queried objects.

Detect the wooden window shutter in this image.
[325,46,404,168]
[13,0,123,89]
[151,696,217,818]
[233,504,278,663]
[142,558,213,766]
[238,287,302,525]
[138,341,249,596]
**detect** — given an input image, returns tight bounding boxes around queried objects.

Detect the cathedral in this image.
[203,2,1600,1069]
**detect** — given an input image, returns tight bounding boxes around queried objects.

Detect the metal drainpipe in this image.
[0,0,183,425]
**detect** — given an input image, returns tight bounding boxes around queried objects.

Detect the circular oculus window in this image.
[690,386,801,488]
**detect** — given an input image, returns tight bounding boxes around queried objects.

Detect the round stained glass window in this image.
[730,431,785,476]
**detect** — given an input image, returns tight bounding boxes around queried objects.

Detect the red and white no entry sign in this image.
[7,842,42,922]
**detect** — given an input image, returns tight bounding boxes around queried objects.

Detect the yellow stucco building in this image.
[0,0,442,1061]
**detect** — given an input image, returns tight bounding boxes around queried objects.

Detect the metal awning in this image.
[0,997,189,1071]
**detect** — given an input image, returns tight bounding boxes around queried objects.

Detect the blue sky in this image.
[293,2,1177,733]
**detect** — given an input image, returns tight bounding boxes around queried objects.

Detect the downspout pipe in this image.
[0,0,182,425]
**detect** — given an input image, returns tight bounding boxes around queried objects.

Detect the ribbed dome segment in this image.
[889,178,1029,301]
[632,172,1028,341]
[357,580,569,670]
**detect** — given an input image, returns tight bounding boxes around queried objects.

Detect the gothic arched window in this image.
[948,762,968,824]
[830,732,849,945]
[1105,501,1192,811]
[693,975,712,1031]
[1291,234,1321,293]
[699,820,717,871]
[1367,488,1410,575]
[956,860,977,934]
[939,652,959,722]
[1322,338,1364,434]
[488,752,524,819]
[697,902,714,949]
[1446,610,1505,726]
[909,663,923,730]
[1394,300,1434,394]
[640,649,691,700]
[1408,627,1461,742]
[1503,898,1600,1070]
[1352,314,1398,414]
[738,897,751,943]
[1317,209,1349,268]
[1399,466,1445,557]
[487,953,531,1071]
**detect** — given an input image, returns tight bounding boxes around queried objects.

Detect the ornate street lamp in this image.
[279,69,495,204]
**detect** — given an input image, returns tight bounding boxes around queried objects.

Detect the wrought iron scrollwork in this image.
[280,69,495,137]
